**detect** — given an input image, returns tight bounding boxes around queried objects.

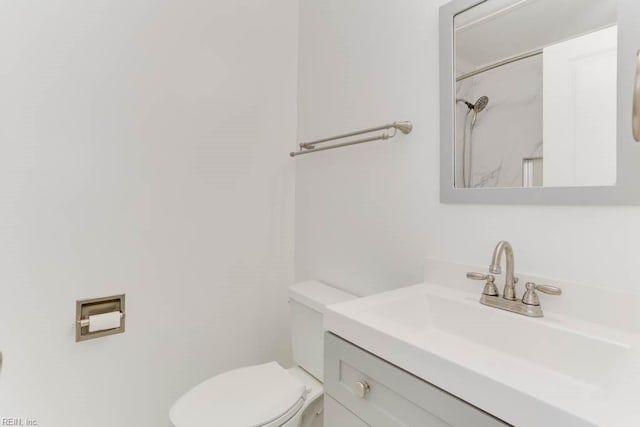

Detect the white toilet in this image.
[169,281,357,427]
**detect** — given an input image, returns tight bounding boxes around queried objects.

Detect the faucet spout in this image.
[490,240,517,300]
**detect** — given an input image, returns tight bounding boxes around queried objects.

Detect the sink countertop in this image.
[324,272,640,427]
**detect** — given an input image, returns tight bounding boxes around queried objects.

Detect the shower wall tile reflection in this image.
[455,55,542,188]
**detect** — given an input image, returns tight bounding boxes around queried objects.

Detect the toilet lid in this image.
[170,362,309,427]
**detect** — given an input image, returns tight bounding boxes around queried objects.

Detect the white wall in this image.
[295,0,431,296]
[296,0,640,297]
[0,1,297,426]
[543,26,618,187]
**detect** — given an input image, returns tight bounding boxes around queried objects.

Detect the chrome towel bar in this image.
[290,121,413,157]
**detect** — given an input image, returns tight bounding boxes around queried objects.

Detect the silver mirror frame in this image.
[439,0,640,205]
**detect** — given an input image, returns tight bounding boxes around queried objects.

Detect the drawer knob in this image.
[354,381,370,398]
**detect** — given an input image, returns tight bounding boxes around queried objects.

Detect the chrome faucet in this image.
[489,240,517,301]
[466,240,562,318]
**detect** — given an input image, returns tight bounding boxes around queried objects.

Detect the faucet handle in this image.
[522,282,562,306]
[466,272,490,280]
[533,283,562,295]
[466,272,499,296]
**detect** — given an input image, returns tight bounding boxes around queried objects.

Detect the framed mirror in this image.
[440,0,640,204]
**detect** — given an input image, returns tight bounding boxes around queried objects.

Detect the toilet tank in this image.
[289,281,357,382]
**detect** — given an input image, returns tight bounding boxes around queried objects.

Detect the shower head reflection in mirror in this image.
[456,96,490,187]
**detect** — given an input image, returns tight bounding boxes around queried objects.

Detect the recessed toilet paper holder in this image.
[76,294,126,342]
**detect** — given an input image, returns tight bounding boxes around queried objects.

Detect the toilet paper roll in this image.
[88,311,122,332]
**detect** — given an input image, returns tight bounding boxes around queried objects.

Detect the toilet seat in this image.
[170,362,310,427]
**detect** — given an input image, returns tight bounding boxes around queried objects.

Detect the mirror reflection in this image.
[454,0,618,188]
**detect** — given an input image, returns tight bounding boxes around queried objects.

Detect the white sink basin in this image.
[375,289,629,389]
[325,282,640,427]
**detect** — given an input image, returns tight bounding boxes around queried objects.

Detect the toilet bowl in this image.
[169,281,357,427]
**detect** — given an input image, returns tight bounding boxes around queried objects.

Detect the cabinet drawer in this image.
[325,395,369,427]
[324,333,509,427]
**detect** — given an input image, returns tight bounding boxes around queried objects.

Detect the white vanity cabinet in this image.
[325,395,370,427]
[324,333,509,427]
